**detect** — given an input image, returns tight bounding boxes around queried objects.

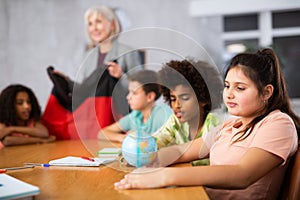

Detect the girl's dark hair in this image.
[158,59,223,118]
[0,84,42,126]
[127,70,161,101]
[225,48,300,142]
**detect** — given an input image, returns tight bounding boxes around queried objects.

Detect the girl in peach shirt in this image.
[114,49,299,200]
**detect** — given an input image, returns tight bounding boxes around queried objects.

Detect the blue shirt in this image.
[118,104,172,135]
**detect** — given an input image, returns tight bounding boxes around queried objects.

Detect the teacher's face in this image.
[88,13,114,44]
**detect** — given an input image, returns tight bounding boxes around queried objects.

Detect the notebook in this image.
[49,156,116,166]
[97,148,121,157]
[0,174,40,200]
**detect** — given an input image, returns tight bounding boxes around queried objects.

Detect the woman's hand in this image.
[106,61,123,79]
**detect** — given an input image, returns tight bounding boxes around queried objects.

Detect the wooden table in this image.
[0,140,209,200]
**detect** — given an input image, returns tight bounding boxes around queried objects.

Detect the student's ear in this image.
[146,91,156,102]
[263,84,274,101]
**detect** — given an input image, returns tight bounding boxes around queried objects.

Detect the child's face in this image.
[127,81,151,111]
[15,91,32,122]
[224,67,265,121]
[170,85,200,124]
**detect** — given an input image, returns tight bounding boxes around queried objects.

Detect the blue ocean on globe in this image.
[122,131,157,167]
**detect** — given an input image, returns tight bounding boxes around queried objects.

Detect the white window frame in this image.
[189,0,300,110]
[188,0,300,47]
[222,11,300,47]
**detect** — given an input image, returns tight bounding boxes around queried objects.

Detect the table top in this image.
[0,140,209,200]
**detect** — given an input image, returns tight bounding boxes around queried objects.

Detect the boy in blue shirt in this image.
[98,70,172,143]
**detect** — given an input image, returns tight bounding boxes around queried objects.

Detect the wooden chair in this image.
[278,147,300,200]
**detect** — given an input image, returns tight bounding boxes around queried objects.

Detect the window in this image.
[224,14,258,32]
[272,10,300,28]
[273,36,300,97]
[222,10,300,98]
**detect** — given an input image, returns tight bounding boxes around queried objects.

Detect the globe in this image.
[122,132,157,168]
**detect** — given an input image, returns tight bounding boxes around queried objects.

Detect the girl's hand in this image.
[0,125,12,140]
[2,135,56,146]
[114,167,168,189]
[41,135,56,143]
[106,61,123,79]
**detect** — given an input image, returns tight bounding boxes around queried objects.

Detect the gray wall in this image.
[0,0,223,110]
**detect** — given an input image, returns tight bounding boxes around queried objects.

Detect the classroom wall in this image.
[0,0,223,111]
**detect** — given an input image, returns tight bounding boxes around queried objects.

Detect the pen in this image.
[24,163,50,167]
[0,165,35,173]
[81,156,95,162]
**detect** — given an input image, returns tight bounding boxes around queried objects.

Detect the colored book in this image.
[97,148,121,157]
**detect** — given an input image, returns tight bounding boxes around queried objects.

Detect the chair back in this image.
[278,148,300,200]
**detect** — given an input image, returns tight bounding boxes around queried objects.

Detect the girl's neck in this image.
[239,106,266,127]
[189,112,205,140]
[240,115,257,128]
[189,123,203,140]
[16,119,27,126]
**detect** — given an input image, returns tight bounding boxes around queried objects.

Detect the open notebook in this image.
[0,174,40,199]
[49,156,116,166]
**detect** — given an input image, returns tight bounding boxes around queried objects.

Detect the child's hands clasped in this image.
[0,125,12,140]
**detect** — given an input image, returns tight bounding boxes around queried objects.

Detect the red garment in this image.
[42,95,117,140]
[42,67,124,140]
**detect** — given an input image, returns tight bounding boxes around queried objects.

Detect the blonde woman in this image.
[44,6,143,139]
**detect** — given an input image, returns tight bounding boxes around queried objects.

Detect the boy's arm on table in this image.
[98,122,127,143]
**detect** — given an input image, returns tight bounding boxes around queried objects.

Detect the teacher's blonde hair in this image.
[84,6,121,48]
